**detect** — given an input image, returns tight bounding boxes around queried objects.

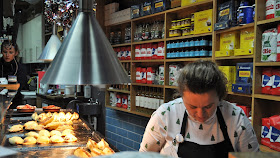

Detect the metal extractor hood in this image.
[38,24,62,61]
[40,0,131,85]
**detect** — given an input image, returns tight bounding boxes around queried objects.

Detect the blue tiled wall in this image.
[105,108,150,151]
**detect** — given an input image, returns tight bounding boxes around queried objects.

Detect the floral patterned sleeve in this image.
[139,107,167,152]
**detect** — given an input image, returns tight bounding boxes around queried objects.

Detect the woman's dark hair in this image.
[177,60,227,100]
[1,40,19,53]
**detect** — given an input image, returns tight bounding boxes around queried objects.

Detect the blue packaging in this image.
[180,51,184,57]
[142,1,153,16]
[236,62,253,84]
[171,42,176,48]
[175,51,180,58]
[194,40,200,47]
[175,42,180,48]
[189,40,195,47]
[209,41,212,46]
[180,41,184,48]
[195,50,200,57]
[189,50,195,57]
[237,6,253,25]
[185,51,190,57]
[131,5,141,19]
[171,52,176,58]
[232,83,252,94]
[167,52,171,58]
[200,39,208,46]
[209,50,212,56]
[153,0,170,13]
[167,42,171,49]
[185,41,190,47]
[200,50,209,56]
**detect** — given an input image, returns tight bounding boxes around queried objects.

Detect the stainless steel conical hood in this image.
[38,24,62,61]
[40,0,131,85]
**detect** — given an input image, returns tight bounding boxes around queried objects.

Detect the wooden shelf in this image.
[120,60,132,63]
[257,17,280,26]
[106,105,151,118]
[132,83,164,88]
[166,33,212,41]
[216,23,254,34]
[254,94,280,102]
[107,89,130,94]
[166,0,213,14]
[215,55,254,60]
[106,19,131,27]
[112,43,131,47]
[255,62,280,67]
[131,11,165,22]
[132,59,164,63]
[260,145,279,152]
[132,39,164,45]
[166,57,212,62]
[165,85,178,89]
[227,91,252,97]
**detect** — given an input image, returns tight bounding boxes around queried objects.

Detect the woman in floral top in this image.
[139,60,259,158]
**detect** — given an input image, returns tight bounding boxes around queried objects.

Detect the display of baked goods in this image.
[16,104,36,112]
[9,136,24,145]
[23,136,37,145]
[50,135,64,143]
[8,124,24,132]
[43,105,61,112]
[25,131,39,139]
[74,139,114,157]
[64,134,77,143]
[37,136,50,144]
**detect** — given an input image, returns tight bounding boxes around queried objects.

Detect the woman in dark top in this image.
[0,40,27,108]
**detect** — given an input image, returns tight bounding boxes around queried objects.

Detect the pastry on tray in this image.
[39,130,50,138]
[56,125,74,131]
[8,124,24,133]
[37,136,50,144]
[25,131,39,139]
[23,136,37,145]
[34,124,44,131]
[74,147,92,158]
[50,135,64,143]
[62,129,74,137]
[24,121,38,130]
[64,134,77,143]
[71,112,79,120]
[50,130,62,137]
[39,116,54,126]
[44,122,61,130]
[9,136,24,145]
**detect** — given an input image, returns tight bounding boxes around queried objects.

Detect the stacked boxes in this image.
[216,31,239,57]
[105,3,131,26]
[234,27,254,56]
[194,9,213,34]
[232,62,253,94]
[104,3,119,26]
[219,66,236,92]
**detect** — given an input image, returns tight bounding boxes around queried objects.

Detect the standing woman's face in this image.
[2,45,18,62]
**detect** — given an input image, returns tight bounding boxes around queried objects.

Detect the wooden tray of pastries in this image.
[16,104,36,113]
[42,105,61,112]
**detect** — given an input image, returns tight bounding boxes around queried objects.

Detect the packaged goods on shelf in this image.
[159,65,164,85]
[134,21,164,41]
[142,2,153,16]
[271,68,280,95]
[234,27,254,56]
[194,9,212,34]
[261,117,271,147]
[261,28,277,62]
[237,6,254,25]
[219,66,236,92]
[131,4,141,19]
[277,25,280,61]
[181,0,198,7]
[232,62,253,94]
[214,0,238,31]
[269,115,280,151]
[276,0,280,17]
[266,0,276,19]
[105,2,119,20]
[114,47,131,60]
[147,67,156,84]
[236,105,251,117]
[109,92,116,107]
[262,68,273,95]
[141,67,147,84]
[171,0,181,8]
[216,31,239,57]
[136,87,161,109]
[106,8,131,26]
[135,42,164,60]
[153,0,170,12]
[169,64,182,86]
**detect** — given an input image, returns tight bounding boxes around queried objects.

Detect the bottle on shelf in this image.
[136,87,141,107]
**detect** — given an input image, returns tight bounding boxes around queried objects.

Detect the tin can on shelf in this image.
[171,20,177,29]
[182,27,191,36]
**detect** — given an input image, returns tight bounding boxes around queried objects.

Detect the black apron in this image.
[177,107,234,158]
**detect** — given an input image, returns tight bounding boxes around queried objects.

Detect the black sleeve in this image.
[16,63,27,91]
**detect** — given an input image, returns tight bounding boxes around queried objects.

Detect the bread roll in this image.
[71,112,79,120]
[31,112,38,121]
[9,136,24,145]
[61,129,74,136]
[86,139,98,152]
[24,121,38,130]
[103,147,115,155]
[97,139,109,150]
[56,125,74,131]
[37,136,50,144]
[34,124,44,131]
[65,112,72,121]
[23,136,37,145]
[38,113,46,122]
[58,112,66,122]
[45,122,60,130]
[39,116,54,126]
[74,147,91,158]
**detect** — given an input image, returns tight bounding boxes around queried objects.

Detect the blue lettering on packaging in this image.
[270,126,280,142]
[273,75,280,88]
[262,126,270,137]
[262,75,270,86]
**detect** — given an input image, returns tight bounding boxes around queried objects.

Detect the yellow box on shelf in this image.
[181,0,193,6]
[234,48,254,56]
[215,50,234,57]
[194,9,213,34]
[226,83,233,92]
[220,31,240,50]
[218,66,236,84]
[240,27,254,49]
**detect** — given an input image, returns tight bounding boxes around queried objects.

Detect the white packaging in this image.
[147,47,152,58]
[139,95,144,107]
[276,0,280,17]
[277,26,280,61]
[135,46,141,59]
[136,68,141,83]
[136,95,140,107]
[262,74,274,88]
[141,46,147,59]
[159,65,165,85]
[262,28,277,62]
[266,0,276,19]
[169,65,181,86]
[109,92,116,106]
[146,97,151,109]
[157,44,165,58]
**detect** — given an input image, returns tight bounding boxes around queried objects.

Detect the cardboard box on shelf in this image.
[105,3,119,12]
[232,83,252,94]
[171,0,181,8]
[219,66,236,84]
[194,9,213,34]
[220,31,240,50]
[181,0,196,7]
[234,48,254,56]
[215,50,234,57]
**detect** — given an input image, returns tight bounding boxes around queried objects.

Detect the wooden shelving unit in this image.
[104,0,280,152]
[112,43,131,47]
[107,89,130,94]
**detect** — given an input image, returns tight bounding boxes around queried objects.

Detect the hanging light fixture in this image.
[38,23,61,61]
[40,0,131,85]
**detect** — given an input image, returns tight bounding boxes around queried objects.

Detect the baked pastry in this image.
[50,135,64,143]
[39,116,54,126]
[74,147,91,158]
[50,130,62,137]
[65,112,72,121]
[103,147,114,155]
[46,112,52,117]
[31,112,38,121]
[71,112,79,120]
[24,121,38,130]
[60,120,73,126]
[64,134,77,143]
[56,125,74,131]
[9,136,24,145]
[45,122,60,130]
[87,139,98,152]
[58,112,66,122]
[52,112,59,122]
[34,124,44,131]
[38,113,46,122]
[39,130,50,138]
[97,139,109,150]
[23,136,37,145]
[37,136,50,144]
[8,124,24,132]
[62,129,74,136]
[25,131,39,139]
[90,147,104,156]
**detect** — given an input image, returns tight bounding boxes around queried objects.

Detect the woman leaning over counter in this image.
[0,40,27,108]
[140,60,259,158]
